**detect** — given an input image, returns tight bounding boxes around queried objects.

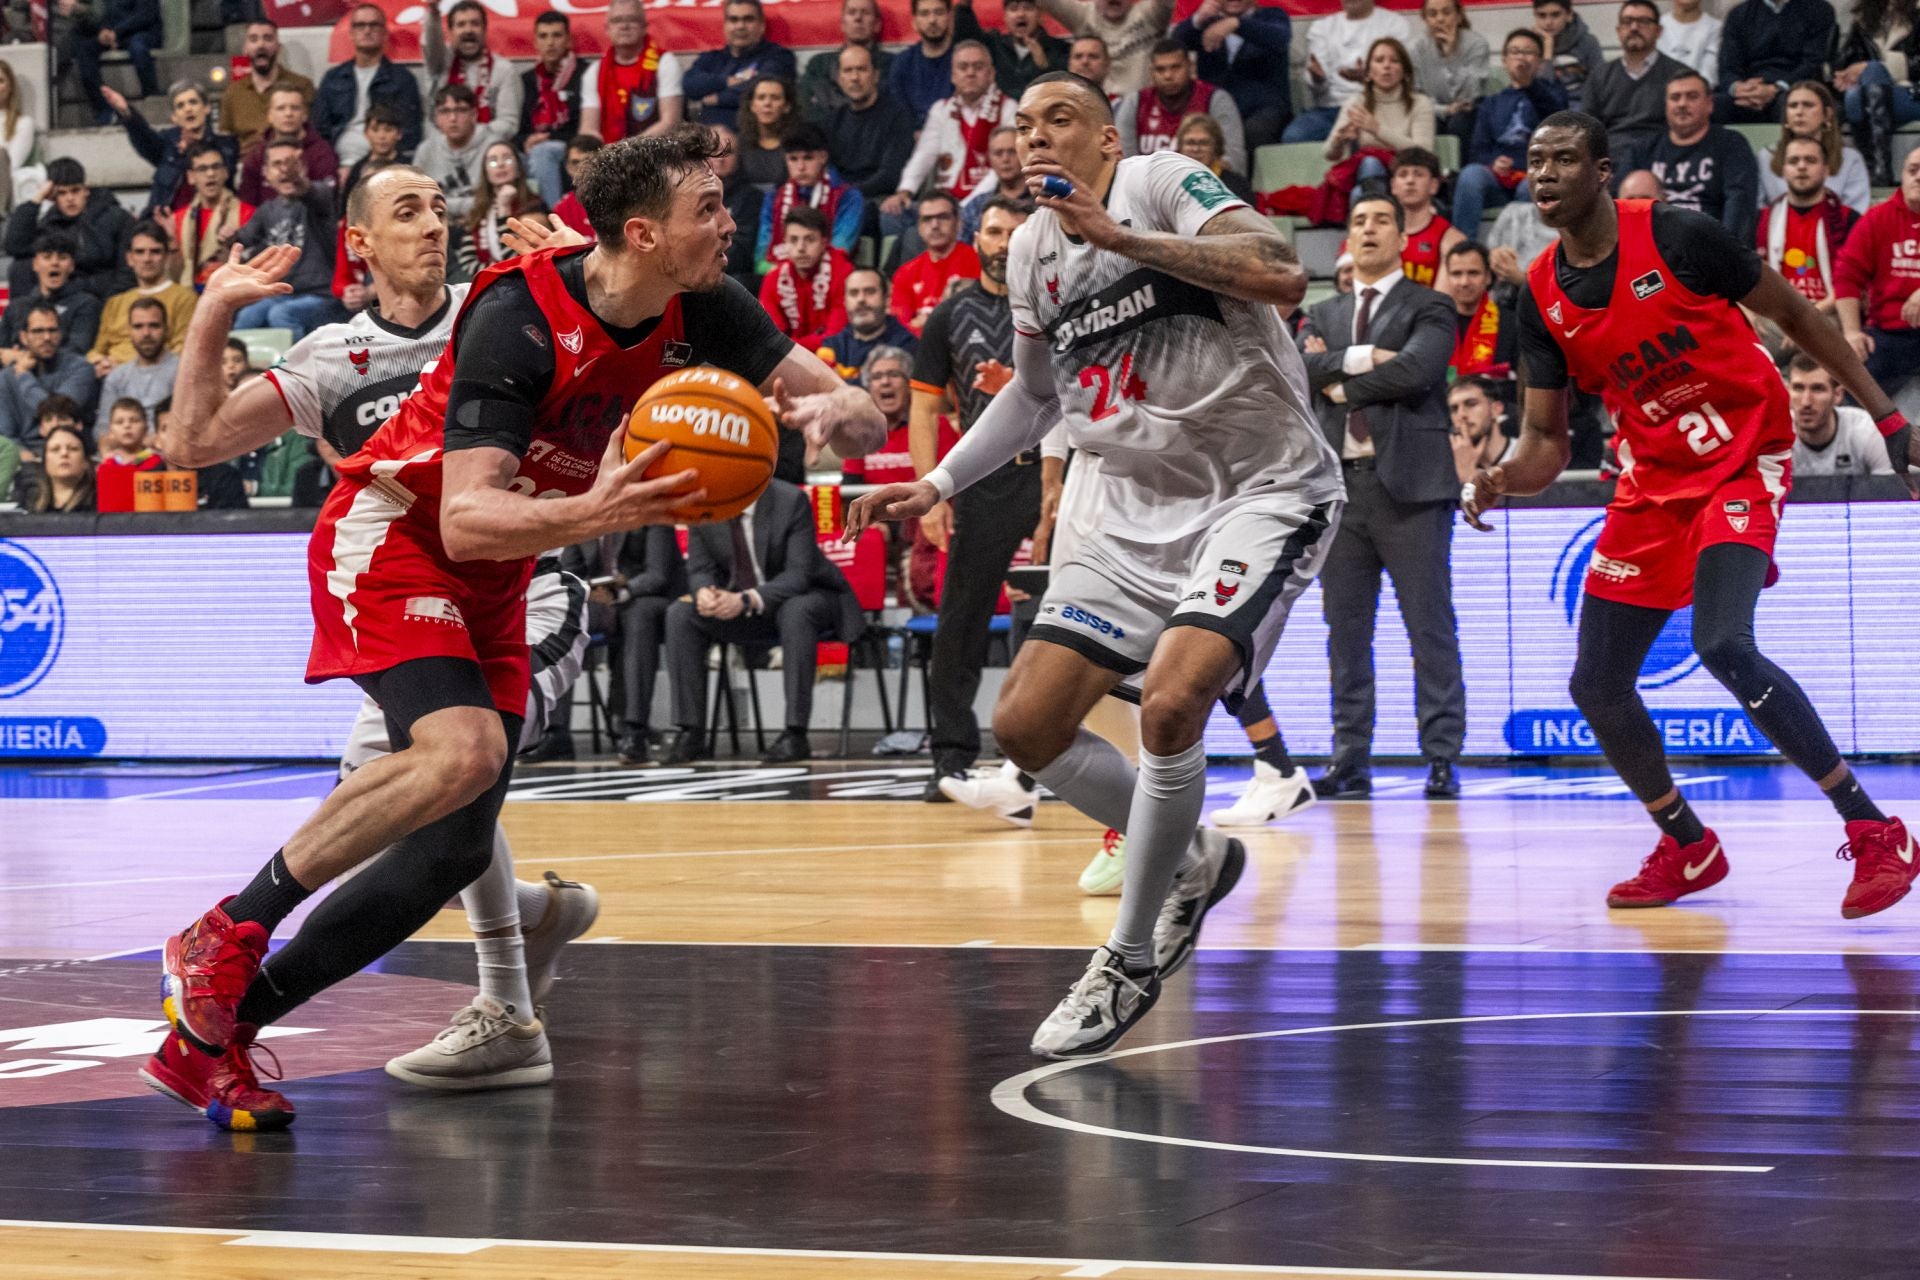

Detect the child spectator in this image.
[94,396,163,512]
[757,123,862,275]
[759,205,850,348]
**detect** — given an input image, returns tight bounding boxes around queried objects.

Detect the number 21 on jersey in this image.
[1644,399,1734,456]
[1079,353,1148,420]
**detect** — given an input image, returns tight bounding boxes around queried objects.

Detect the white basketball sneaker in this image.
[1030,946,1162,1059]
[523,871,601,1005]
[385,997,554,1092]
[1211,760,1316,827]
[1077,829,1127,896]
[1153,830,1247,977]
[937,761,1037,828]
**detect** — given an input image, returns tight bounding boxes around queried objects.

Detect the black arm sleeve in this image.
[442,274,557,457]
[1651,202,1763,302]
[1516,288,1570,390]
[679,275,797,389]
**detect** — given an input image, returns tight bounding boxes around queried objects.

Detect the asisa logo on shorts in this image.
[0,540,62,698]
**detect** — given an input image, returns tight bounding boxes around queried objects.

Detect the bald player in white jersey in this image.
[847,71,1344,1059]
[159,170,599,1092]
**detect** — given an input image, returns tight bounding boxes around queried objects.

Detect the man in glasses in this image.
[414,85,491,220]
[889,192,981,334]
[1581,0,1689,162]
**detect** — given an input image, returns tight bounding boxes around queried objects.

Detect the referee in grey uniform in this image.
[910,196,1041,799]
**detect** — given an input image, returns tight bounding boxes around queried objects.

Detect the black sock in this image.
[1824,773,1887,825]
[1649,795,1707,847]
[1016,771,1036,791]
[224,850,314,932]
[1250,733,1294,775]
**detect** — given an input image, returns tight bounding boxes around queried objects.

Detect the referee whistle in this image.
[1041,175,1074,200]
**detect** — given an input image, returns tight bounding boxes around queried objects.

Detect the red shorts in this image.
[305,480,533,715]
[1584,450,1792,611]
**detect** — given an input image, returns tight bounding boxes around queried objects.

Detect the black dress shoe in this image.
[660,730,710,766]
[517,729,575,763]
[1312,760,1372,799]
[760,730,812,765]
[616,729,654,767]
[1425,758,1461,798]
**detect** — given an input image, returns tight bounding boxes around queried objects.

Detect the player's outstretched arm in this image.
[1744,267,1913,472]
[1462,385,1571,531]
[763,343,888,462]
[441,435,704,563]
[845,331,1062,541]
[154,244,301,468]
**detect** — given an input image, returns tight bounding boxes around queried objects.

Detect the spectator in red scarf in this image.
[578,0,687,178]
[886,41,1014,238]
[1757,135,1861,312]
[517,12,589,206]
[756,122,862,275]
[423,0,523,148]
[758,205,850,348]
[1440,240,1513,380]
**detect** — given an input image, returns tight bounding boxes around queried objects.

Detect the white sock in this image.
[474,933,534,1024]
[462,825,521,933]
[516,879,551,931]
[1107,741,1208,968]
[1032,727,1138,833]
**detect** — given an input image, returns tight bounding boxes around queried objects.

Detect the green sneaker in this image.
[1077,829,1126,896]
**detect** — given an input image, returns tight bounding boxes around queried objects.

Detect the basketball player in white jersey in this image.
[847,71,1344,1058]
[160,169,599,1091]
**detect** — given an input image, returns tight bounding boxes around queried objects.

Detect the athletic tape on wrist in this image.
[1875,409,1909,439]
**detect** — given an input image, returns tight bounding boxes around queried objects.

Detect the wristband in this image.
[926,467,957,501]
[1876,409,1909,439]
[1040,175,1074,200]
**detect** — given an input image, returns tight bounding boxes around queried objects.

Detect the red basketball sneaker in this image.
[1838,817,1918,920]
[140,1024,295,1131]
[161,898,268,1054]
[1606,830,1729,907]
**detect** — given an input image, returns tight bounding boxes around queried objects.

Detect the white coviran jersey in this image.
[265,284,470,458]
[1008,152,1341,545]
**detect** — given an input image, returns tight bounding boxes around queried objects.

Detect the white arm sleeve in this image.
[1041,421,1070,461]
[925,330,1061,500]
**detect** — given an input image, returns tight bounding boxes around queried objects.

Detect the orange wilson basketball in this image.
[624,366,779,523]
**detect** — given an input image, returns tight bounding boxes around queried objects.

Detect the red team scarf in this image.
[944,87,1005,196]
[531,54,580,134]
[774,256,836,335]
[1451,292,1507,378]
[1761,193,1850,303]
[1135,81,1213,154]
[769,182,840,260]
[446,50,497,124]
[595,40,662,143]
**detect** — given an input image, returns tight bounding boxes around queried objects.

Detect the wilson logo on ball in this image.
[648,402,754,448]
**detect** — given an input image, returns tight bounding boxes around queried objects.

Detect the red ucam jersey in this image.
[1527,200,1791,505]
[1401,212,1454,286]
[336,244,688,576]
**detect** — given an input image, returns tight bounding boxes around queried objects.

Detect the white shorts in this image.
[1050,451,1102,568]
[1029,496,1340,711]
[339,562,590,775]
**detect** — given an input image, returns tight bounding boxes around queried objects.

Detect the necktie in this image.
[729,520,759,591]
[1348,286,1378,444]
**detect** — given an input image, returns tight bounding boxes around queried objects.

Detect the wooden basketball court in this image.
[4,758,1917,1279]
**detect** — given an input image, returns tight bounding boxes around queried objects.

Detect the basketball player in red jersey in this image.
[1391,147,1463,287]
[147,126,885,1130]
[1465,112,1916,920]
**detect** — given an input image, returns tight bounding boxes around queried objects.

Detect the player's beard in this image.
[981,250,1010,285]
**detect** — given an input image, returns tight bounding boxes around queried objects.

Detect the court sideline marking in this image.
[0,1217,1724,1279]
[994,1007,1920,1172]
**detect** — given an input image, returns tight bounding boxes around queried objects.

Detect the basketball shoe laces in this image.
[184,916,263,1004]
[1835,826,1893,875]
[1060,954,1149,1023]
[226,1036,285,1096]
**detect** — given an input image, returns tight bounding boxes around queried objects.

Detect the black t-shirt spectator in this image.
[911,282,1014,432]
[818,91,920,202]
[1631,127,1760,242]
[1717,0,1836,93]
[1517,203,1761,388]
[234,187,339,296]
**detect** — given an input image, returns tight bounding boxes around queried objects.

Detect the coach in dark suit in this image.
[661,478,865,766]
[1300,192,1466,799]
